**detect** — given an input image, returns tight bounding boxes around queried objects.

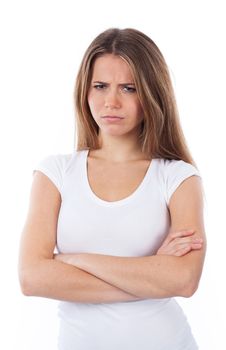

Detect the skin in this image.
[87,53,144,161]
[55,54,206,298]
[18,53,206,302]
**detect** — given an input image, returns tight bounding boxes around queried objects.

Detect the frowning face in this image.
[87,53,144,139]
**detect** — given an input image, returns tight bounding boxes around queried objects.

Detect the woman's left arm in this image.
[56,176,207,299]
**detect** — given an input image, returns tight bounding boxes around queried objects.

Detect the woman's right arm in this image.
[18,171,141,303]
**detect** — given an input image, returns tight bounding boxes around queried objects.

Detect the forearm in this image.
[19,259,142,303]
[63,253,193,299]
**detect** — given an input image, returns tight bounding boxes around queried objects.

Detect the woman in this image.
[18,28,206,349]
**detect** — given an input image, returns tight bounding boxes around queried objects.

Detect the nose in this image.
[104,89,121,109]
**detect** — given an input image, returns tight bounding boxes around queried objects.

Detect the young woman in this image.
[18,28,206,349]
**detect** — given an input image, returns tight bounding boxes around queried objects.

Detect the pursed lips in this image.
[101,115,124,119]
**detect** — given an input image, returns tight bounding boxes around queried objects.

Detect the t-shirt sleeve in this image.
[32,154,65,194]
[165,159,202,206]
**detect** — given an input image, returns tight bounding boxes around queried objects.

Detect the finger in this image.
[158,238,203,256]
[158,243,192,256]
[170,236,203,246]
[191,243,203,249]
[169,229,195,240]
[174,242,203,256]
[174,245,192,256]
[159,237,203,257]
[161,229,195,247]
[167,238,202,252]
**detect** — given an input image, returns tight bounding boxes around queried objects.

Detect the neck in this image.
[93,132,145,162]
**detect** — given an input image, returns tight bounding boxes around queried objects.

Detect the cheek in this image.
[135,101,144,119]
[87,93,101,114]
[87,93,93,110]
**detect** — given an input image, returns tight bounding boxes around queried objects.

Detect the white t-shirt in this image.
[33,149,201,350]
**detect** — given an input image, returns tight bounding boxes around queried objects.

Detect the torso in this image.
[87,151,152,202]
[57,150,198,349]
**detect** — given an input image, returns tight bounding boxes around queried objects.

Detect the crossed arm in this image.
[54,175,206,299]
[18,172,206,302]
[54,226,205,299]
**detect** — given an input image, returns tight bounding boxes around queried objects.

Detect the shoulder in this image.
[154,158,202,207]
[32,149,85,194]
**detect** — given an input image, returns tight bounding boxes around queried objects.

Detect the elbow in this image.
[18,258,53,297]
[18,268,36,296]
[181,283,198,298]
[180,272,200,298]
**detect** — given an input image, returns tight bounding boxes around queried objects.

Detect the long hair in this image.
[74,27,197,167]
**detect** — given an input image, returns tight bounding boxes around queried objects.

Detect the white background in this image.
[0,0,225,349]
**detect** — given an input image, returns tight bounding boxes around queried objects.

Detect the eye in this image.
[93,84,106,90]
[123,86,136,93]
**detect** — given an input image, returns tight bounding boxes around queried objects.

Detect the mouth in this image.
[101,115,124,119]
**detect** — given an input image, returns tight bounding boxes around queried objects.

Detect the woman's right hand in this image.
[156,229,203,257]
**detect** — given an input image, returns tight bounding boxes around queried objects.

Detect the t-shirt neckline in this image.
[82,149,155,207]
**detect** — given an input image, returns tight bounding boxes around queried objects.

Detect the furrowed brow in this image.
[93,81,135,86]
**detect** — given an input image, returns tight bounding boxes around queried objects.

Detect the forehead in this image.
[91,54,134,81]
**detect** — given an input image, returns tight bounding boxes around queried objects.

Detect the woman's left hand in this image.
[156,229,203,257]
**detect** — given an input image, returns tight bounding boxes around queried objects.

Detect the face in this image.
[87,54,144,139]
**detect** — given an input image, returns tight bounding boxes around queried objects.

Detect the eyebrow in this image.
[92,80,135,86]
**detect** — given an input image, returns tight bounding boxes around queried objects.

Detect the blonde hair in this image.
[74,27,197,167]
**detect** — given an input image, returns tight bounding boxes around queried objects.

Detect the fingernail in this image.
[194,238,203,242]
[193,243,202,247]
